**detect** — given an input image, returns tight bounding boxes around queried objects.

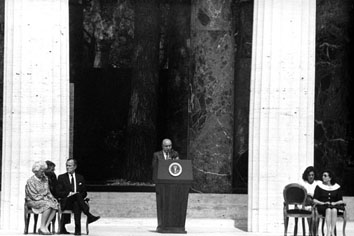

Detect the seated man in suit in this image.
[57,158,100,235]
[152,138,179,231]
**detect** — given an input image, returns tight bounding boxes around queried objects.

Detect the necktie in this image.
[70,174,75,192]
[166,152,170,159]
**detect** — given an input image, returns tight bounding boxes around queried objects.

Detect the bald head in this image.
[162,139,172,153]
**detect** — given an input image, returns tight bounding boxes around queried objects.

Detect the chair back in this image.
[283,183,307,205]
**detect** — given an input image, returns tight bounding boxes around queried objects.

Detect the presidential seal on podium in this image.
[168,162,182,177]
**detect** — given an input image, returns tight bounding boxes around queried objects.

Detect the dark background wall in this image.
[314,0,354,195]
[232,0,253,193]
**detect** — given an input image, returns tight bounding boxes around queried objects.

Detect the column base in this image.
[156,226,187,234]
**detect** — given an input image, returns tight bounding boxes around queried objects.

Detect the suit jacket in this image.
[153,150,179,161]
[152,150,179,181]
[57,172,87,210]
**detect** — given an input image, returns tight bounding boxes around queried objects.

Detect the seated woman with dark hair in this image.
[302,166,320,205]
[301,166,320,234]
[313,169,344,236]
[25,161,59,235]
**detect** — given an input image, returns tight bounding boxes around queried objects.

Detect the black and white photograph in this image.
[0,0,353,235]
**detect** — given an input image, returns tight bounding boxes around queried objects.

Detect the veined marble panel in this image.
[189,0,234,193]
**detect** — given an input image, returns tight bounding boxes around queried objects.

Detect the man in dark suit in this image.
[57,158,100,235]
[152,138,179,168]
[152,138,179,231]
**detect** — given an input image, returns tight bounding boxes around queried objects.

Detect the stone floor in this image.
[0,218,352,236]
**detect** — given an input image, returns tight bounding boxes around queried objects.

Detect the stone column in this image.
[248,0,316,233]
[1,0,69,231]
[189,0,234,193]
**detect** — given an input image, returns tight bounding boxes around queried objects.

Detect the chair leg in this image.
[322,218,325,236]
[33,214,39,233]
[302,218,307,236]
[86,216,89,235]
[294,217,298,236]
[284,216,289,236]
[24,213,29,234]
[343,217,346,236]
[58,211,62,233]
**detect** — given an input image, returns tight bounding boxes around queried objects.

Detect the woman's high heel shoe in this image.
[38,228,52,235]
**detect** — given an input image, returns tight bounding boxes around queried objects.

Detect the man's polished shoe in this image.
[88,215,100,224]
[59,227,70,234]
[59,231,70,235]
[74,232,81,235]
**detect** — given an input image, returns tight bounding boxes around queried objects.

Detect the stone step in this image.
[87,192,248,229]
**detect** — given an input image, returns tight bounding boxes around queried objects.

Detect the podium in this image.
[154,159,193,233]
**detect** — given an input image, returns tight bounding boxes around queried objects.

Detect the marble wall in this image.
[232,0,253,193]
[189,0,234,193]
[314,0,354,195]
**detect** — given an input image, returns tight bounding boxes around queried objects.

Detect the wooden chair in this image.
[24,199,57,234]
[58,198,90,235]
[314,203,347,236]
[283,183,315,236]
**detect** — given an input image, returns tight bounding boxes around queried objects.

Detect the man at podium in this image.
[152,139,192,233]
[153,138,179,163]
[152,138,179,186]
[152,139,178,232]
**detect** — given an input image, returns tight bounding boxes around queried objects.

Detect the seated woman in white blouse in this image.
[301,166,320,234]
[302,166,320,205]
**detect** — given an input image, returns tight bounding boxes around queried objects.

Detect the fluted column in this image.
[1,0,69,231]
[248,0,316,233]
